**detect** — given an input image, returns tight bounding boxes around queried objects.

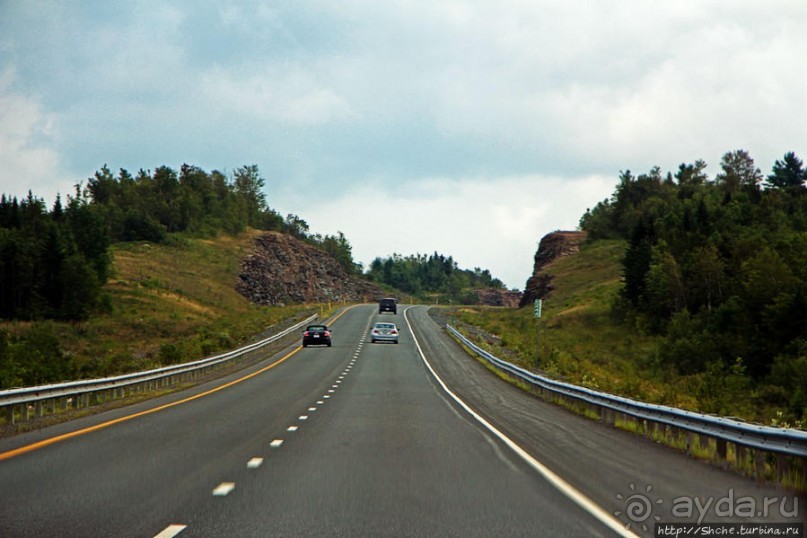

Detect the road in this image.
[0,305,801,537]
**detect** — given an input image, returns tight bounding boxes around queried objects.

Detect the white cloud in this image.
[202,64,356,125]
[275,174,615,290]
[0,67,66,203]
[0,0,804,287]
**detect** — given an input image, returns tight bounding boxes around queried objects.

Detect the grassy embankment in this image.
[448,240,807,488]
[448,239,792,427]
[3,229,328,381]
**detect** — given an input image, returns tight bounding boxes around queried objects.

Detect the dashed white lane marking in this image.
[308,407,317,412]
[212,482,235,496]
[323,395,331,399]
[154,524,187,538]
[299,415,308,420]
[247,458,263,469]
[328,389,335,393]
[270,439,284,448]
[317,400,324,404]
[287,425,298,432]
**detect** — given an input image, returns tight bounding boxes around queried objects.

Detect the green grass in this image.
[1,229,329,379]
[447,239,721,418]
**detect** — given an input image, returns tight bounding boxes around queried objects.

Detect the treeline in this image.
[366,252,506,301]
[1,163,362,388]
[86,164,283,241]
[282,214,361,275]
[0,191,110,321]
[580,150,806,416]
[0,163,358,323]
[88,164,359,274]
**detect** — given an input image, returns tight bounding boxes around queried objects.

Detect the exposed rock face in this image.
[519,231,586,308]
[476,288,522,307]
[236,232,384,306]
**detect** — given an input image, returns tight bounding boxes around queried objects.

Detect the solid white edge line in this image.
[403,306,639,538]
[154,524,187,538]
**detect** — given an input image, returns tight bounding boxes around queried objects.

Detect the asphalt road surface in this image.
[0,305,802,537]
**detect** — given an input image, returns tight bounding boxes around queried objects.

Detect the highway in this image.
[0,305,801,537]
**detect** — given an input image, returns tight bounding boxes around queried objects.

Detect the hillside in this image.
[237,232,384,305]
[0,230,334,387]
[447,229,807,427]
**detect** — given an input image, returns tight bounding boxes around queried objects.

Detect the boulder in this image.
[236,232,384,305]
[519,231,586,308]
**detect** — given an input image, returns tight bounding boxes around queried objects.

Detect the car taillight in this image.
[372,329,379,334]
[391,330,398,335]
[324,331,330,337]
[303,331,309,336]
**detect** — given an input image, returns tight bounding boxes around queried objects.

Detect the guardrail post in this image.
[685,432,695,454]
[735,443,747,472]
[754,448,766,478]
[716,438,728,461]
[698,434,709,453]
[5,405,14,425]
[776,454,790,483]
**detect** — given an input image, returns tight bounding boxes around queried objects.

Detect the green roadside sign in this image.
[534,299,542,318]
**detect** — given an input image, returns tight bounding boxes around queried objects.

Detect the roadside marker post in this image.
[534,299,543,368]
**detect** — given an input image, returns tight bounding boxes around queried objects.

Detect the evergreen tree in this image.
[766,151,806,193]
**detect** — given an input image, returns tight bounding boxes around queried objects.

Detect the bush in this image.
[0,324,74,388]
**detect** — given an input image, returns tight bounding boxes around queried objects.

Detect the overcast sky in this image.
[1,1,805,289]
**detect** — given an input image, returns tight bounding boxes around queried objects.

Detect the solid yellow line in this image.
[0,346,304,462]
[0,305,359,462]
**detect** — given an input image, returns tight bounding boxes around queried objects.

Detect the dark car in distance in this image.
[379,298,397,314]
[302,324,332,347]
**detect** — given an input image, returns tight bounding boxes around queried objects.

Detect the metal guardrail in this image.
[0,315,317,424]
[446,325,807,465]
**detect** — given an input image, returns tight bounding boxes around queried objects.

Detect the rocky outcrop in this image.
[476,288,522,307]
[519,231,586,307]
[236,232,384,306]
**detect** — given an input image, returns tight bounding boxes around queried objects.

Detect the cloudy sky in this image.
[1,1,805,289]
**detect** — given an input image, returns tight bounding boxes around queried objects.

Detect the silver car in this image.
[370,322,399,344]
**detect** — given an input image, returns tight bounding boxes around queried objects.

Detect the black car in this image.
[302,324,332,347]
[379,298,397,314]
